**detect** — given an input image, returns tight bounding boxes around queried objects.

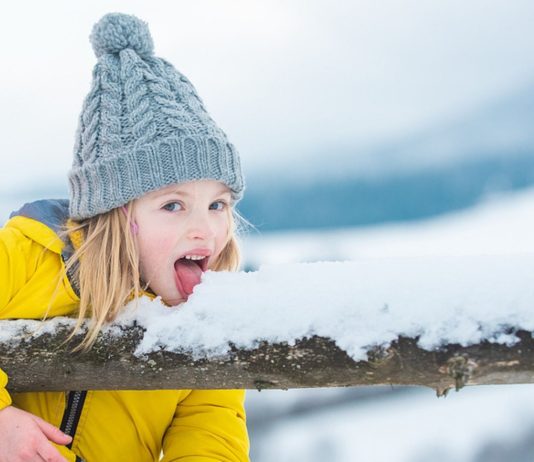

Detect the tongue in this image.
[174,259,203,298]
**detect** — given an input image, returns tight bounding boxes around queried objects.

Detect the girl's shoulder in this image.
[0,199,79,315]
[3,199,69,254]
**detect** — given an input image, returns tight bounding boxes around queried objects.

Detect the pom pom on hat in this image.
[90,12,154,58]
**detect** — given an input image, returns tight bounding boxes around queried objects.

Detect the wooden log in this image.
[2,322,533,396]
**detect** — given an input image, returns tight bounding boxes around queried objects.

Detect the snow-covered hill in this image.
[241,186,534,269]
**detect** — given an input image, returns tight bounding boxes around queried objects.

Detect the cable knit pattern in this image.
[68,13,245,219]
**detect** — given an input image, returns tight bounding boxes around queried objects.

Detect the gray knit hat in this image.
[68,12,245,220]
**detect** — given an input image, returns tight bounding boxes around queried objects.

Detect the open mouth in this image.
[173,255,209,299]
[175,256,209,272]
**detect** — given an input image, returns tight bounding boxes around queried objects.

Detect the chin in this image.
[162,295,186,307]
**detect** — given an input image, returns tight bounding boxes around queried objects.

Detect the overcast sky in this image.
[1,0,534,193]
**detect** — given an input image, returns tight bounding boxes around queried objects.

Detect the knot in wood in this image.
[447,355,478,391]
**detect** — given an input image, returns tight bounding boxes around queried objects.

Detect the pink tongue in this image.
[174,259,203,297]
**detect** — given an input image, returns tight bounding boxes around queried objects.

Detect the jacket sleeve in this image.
[0,225,29,410]
[0,225,29,314]
[161,389,250,462]
[0,370,12,410]
[0,222,66,409]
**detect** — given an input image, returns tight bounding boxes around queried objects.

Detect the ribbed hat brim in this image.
[69,134,244,220]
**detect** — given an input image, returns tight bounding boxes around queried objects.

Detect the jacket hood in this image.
[8,199,79,295]
[9,199,70,235]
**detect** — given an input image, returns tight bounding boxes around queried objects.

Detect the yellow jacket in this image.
[0,200,249,462]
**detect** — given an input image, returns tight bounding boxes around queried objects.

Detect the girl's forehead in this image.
[147,180,231,198]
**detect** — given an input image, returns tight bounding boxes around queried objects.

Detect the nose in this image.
[185,209,216,240]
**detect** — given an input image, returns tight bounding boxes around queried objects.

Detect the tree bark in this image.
[2,322,533,396]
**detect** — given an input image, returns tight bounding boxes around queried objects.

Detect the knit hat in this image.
[68,13,245,220]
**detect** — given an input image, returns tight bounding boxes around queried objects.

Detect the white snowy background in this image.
[2,1,534,461]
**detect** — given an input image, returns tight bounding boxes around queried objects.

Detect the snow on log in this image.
[1,256,534,394]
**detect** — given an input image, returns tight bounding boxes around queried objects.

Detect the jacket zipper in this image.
[60,390,87,449]
[60,250,85,461]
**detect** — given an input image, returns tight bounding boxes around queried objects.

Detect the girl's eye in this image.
[210,200,227,211]
[162,202,182,212]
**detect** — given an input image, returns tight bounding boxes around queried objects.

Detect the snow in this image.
[0,317,75,345]
[109,253,534,361]
[253,384,534,462]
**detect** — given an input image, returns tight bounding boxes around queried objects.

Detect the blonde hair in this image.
[59,202,244,351]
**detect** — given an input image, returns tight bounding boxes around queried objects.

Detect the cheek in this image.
[215,220,231,252]
[137,218,175,249]
[137,231,177,272]
[141,237,176,258]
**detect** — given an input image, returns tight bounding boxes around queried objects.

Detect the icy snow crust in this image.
[0,317,75,345]
[120,255,534,360]
[1,255,533,361]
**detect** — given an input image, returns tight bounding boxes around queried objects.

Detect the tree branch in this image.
[2,322,533,396]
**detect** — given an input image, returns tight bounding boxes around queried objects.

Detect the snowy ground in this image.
[240,187,534,462]
[249,384,534,462]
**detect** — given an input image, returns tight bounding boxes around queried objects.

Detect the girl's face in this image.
[132,179,232,306]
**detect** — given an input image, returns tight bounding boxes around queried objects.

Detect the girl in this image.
[0,12,249,462]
